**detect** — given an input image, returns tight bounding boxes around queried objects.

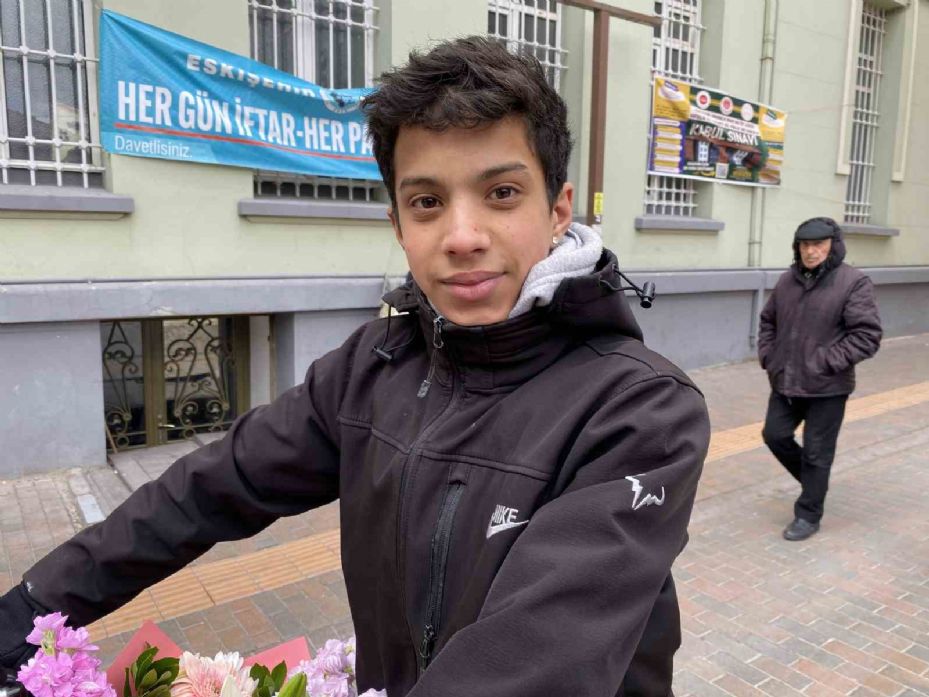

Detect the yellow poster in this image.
[648,77,788,187]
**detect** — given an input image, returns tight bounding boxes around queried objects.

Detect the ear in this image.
[388,208,404,247]
[551,183,574,237]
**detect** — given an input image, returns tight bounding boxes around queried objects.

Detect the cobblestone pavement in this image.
[1,334,927,696]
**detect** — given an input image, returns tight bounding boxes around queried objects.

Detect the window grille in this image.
[487,0,566,91]
[248,0,382,201]
[645,0,702,217]
[0,0,103,187]
[844,3,886,224]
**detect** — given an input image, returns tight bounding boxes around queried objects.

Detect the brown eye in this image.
[412,196,440,209]
[492,186,515,200]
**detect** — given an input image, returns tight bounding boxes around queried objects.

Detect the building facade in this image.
[1,0,928,474]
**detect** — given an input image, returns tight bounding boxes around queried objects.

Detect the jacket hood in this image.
[380,249,644,379]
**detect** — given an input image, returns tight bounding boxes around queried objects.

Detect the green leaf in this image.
[149,657,179,683]
[271,662,287,691]
[134,647,160,687]
[124,667,132,697]
[249,664,268,682]
[140,669,157,689]
[276,673,307,697]
[142,684,172,697]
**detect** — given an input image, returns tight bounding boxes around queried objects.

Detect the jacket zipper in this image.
[395,313,462,675]
[419,480,466,674]
[418,316,445,398]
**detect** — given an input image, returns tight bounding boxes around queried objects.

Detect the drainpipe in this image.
[748,0,778,347]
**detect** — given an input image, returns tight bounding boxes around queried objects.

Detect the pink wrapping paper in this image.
[105,621,182,688]
[105,621,312,688]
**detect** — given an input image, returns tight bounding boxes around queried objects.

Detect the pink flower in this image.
[74,668,117,697]
[314,641,349,677]
[170,651,258,697]
[25,612,69,647]
[289,637,378,697]
[18,651,74,697]
[18,614,115,697]
[58,626,99,653]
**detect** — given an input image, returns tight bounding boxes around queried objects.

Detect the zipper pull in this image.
[432,316,445,349]
[417,317,445,398]
[419,624,436,672]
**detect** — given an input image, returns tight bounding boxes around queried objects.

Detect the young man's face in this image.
[388,116,573,326]
[799,238,832,270]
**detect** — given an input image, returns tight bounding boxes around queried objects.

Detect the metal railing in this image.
[0,0,103,187]
[488,0,567,91]
[645,0,703,218]
[248,0,383,201]
[844,3,886,225]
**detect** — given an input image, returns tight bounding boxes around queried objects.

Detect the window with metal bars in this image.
[844,3,886,225]
[487,0,566,91]
[248,0,383,202]
[644,0,702,217]
[0,0,103,188]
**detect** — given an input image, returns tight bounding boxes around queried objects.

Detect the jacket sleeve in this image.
[0,330,362,647]
[823,276,882,374]
[758,290,777,369]
[408,375,709,697]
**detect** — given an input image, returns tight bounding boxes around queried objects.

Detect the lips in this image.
[441,271,503,302]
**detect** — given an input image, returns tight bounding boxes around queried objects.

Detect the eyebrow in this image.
[398,176,440,191]
[477,162,530,181]
[397,162,531,192]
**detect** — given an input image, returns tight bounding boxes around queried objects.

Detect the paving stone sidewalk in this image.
[1,334,927,696]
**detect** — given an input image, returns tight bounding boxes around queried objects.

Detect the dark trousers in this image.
[762,391,848,524]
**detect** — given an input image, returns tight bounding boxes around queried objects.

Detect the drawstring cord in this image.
[372,307,417,362]
[372,304,445,399]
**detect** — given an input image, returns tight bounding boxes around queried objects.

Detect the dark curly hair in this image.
[361,36,573,209]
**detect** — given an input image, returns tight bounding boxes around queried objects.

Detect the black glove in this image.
[0,582,47,673]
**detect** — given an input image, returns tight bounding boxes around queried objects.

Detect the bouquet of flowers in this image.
[15,614,386,697]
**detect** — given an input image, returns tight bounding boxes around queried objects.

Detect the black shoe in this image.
[783,518,820,541]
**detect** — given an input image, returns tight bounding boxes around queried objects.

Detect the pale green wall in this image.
[595,0,768,270]
[1,0,926,282]
[758,0,929,269]
[668,0,763,270]
[756,0,857,268]
[595,0,655,259]
[879,0,929,266]
[385,0,485,65]
[1,0,415,281]
[561,5,592,217]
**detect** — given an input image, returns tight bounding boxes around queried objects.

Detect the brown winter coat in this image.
[758,232,882,397]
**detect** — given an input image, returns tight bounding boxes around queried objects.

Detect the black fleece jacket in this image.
[0,250,709,697]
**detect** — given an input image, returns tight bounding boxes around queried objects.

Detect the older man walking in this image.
[759,217,882,541]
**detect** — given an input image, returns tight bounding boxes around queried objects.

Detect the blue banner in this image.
[99,11,379,179]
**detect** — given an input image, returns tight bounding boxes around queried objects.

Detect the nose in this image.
[441,199,489,256]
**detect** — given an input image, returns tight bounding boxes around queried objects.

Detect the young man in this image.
[0,38,708,696]
[759,217,882,541]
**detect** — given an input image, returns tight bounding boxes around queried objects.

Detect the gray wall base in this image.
[273,309,379,397]
[631,290,758,370]
[872,283,929,338]
[0,322,105,476]
[2,268,926,476]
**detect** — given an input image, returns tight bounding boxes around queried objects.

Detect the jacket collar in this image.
[381,250,643,390]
